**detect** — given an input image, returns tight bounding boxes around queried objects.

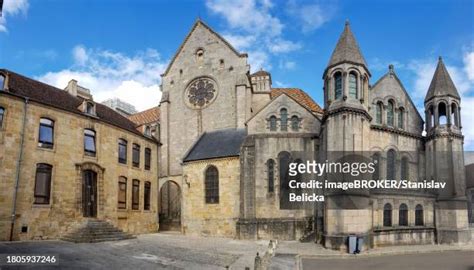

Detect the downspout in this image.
[10,97,29,241]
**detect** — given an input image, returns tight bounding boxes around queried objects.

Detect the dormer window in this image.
[0,74,5,91]
[86,102,95,115]
[145,126,151,136]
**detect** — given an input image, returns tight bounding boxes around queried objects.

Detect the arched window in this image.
[399,203,408,226]
[34,163,53,204]
[386,149,396,180]
[372,152,381,180]
[398,108,404,129]
[401,156,409,180]
[415,204,424,226]
[291,116,300,131]
[0,107,4,128]
[429,105,434,129]
[38,118,54,149]
[376,102,383,124]
[280,108,288,131]
[196,48,204,62]
[349,72,358,99]
[387,100,394,126]
[205,166,219,204]
[293,159,303,195]
[451,103,458,127]
[334,72,342,100]
[267,159,275,193]
[269,116,277,131]
[438,102,447,125]
[278,151,292,199]
[383,203,392,227]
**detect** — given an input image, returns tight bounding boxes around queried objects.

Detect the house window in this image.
[334,72,342,100]
[0,107,4,128]
[34,163,52,204]
[415,204,424,226]
[376,102,383,124]
[349,72,358,99]
[145,126,151,136]
[401,157,409,180]
[205,166,219,204]
[280,108,288,131]
[399,203,408,226]
[386,149,396,180]
[118,176,127,209]
[0,74,4,90]
[144,181,151,210]
[291,116,300,131]
[118,139,127,164]
[132,144,140,167]
[387,100,394,126]
[86,102,94,115]
[398,108,404,129]
[145,148,151,170]
[383,203,392,227]
[267,159,275,193]
[84,129,96,156]
[269,116,277,131]
[38,118,54,148]
[132,179,140,210]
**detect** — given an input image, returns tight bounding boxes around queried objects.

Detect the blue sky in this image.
[0,0,473,148]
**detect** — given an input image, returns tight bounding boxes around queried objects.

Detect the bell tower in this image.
[321,21,372,250]
[424,57,471,244]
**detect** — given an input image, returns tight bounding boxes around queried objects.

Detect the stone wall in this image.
[0,95,159,241]
[182,157,240,237]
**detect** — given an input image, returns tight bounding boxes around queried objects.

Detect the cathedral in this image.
[154,19,471,250]
[0,19,471,250]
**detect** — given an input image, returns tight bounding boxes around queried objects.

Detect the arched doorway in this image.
[82,170,97,217]
[159,181,181,231]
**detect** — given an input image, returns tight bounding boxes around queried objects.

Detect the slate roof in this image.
[425,57,460,103]
[183,128,247,162]
[271,88,323,114]
[0,69,153,140]
[326,21,368,75]
[128,106,160,127]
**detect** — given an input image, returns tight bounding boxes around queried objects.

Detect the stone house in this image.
[0,71,159,241]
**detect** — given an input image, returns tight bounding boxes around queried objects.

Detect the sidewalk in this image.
[270,241,474,269]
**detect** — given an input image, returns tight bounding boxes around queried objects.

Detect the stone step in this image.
[61,219,135,243]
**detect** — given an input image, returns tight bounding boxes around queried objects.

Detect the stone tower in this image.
[424,57,471,244]
[321,21,373,250]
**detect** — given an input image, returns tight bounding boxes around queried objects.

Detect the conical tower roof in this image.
[425,57,460,103]
[326,21,369,75]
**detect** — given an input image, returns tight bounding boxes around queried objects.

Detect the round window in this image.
[184,77,218,109]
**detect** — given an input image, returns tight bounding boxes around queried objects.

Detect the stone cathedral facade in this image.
[155,20,471,250]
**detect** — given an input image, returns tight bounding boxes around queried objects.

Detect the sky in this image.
[0,0,473,149]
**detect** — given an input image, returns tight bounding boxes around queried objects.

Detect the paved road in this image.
[0,233,268,270]
[302,251,474,270]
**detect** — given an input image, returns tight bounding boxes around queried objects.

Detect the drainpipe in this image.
[10,97,29,241]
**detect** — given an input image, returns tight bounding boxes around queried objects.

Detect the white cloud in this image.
[279,60,296,70]
[222,34,256,50]
[247,50,270,72]
[206,0,283,37]
[206,0,308,71]
[287,0,335,33]
[268,39,302,53]
[36,46,167,111]
[0,0,29,32]
[463,51,474,81]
